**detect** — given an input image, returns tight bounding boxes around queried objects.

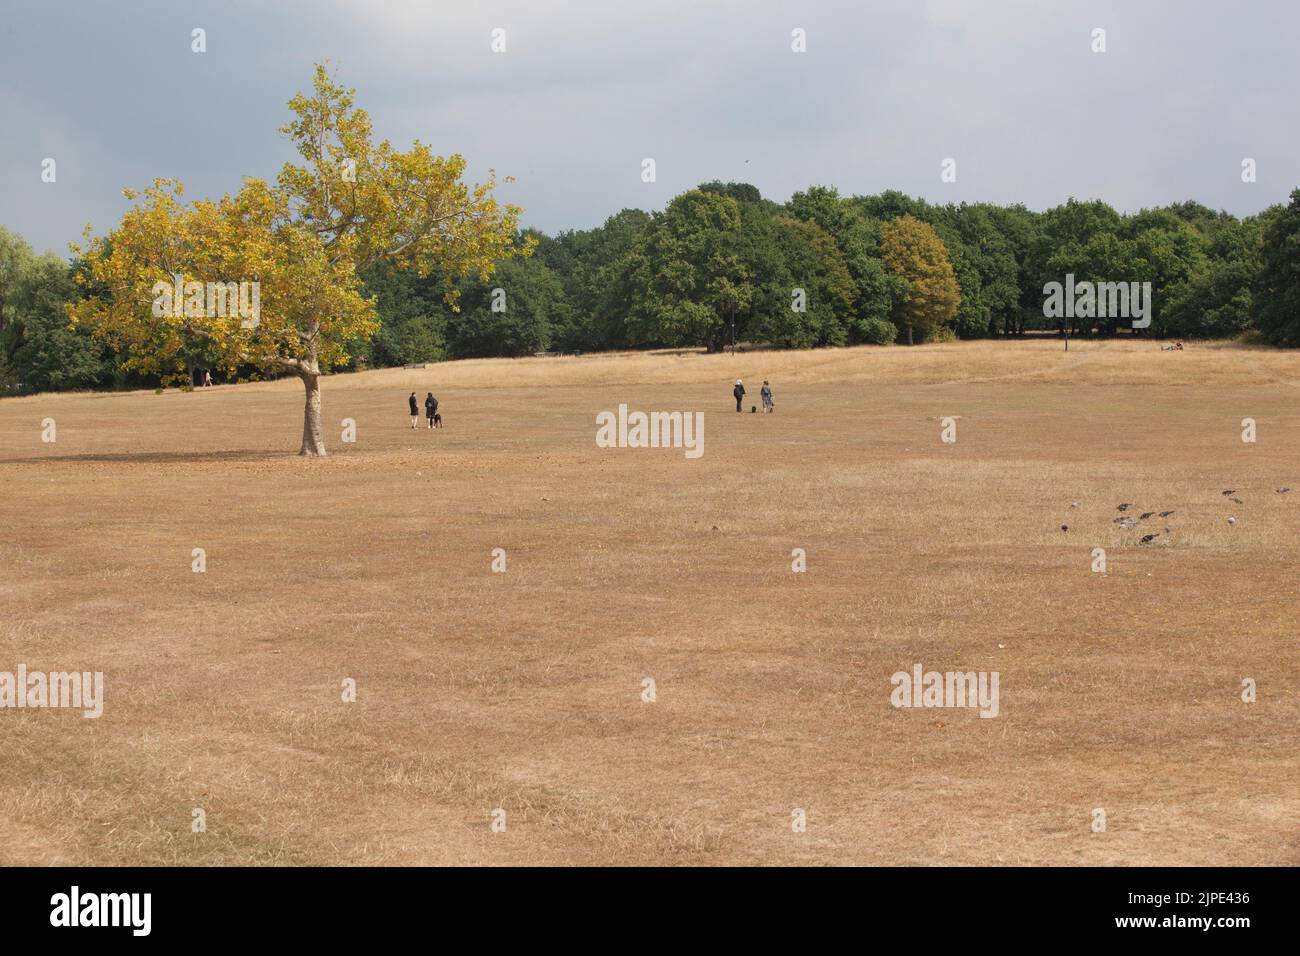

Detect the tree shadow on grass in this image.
[0,449,288,465]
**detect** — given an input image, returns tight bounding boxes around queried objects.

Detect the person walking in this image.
[760,380,774,413]
[733,379,746,413]
[408,392,419,428]
[425,392,438,429]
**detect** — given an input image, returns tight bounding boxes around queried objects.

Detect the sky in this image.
[2,0,1297,255]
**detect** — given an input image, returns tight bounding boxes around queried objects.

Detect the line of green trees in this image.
[320,181,1300,359]
[4,183,1300,393]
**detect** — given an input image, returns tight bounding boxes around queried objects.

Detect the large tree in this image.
[756,215,855,348]
[1160,212,1268,339]
[879,215,960,344]
[624,190,752,351]
[448,255,569,358]
[0,226,37,388]
[533,209,651,351]
[1255,189,1300,347]
[357,261,449,368]
[785,187,905,341]
[0,227,106,392]
[11,254,107,391]
[69,65,528,455]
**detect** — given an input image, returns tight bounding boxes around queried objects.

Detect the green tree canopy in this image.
[1256,189,1300,346]
[625,190,752,351]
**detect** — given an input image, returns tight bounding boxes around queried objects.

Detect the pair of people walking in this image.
[408,391,442,429]
[733,379,774,413]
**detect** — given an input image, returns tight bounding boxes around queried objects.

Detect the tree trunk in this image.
[300,373,326,457]
[907,325,914,345]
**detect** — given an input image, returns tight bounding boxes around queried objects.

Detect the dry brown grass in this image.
[0,338,1297,865]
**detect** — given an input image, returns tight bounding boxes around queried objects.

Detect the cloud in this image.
[1,0,1296,255]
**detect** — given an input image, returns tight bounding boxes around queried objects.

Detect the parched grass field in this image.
[0,338,1296,866]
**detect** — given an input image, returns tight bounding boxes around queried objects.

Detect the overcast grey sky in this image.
[2,0,1297,255]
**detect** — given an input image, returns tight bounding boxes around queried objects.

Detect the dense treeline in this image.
[3,184,1300,392]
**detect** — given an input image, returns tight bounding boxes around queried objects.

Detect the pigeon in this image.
[1222,490,1235,496]
[1230,497,1243,504]
[1117,517,1137,530]
[1070,501,1080,508]
[1227,517,1236,525]
[1139,512,1155,520]
[1278,488,1291,494]
[1060,524,1069,532]
[1117,503,1132,512]
[1158,510,1174,517]
[1139,533,1158,544]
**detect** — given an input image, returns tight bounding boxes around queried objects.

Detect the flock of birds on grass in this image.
[1058,487,1291,544]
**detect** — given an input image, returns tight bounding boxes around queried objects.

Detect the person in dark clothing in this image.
[408,392,419,428]
[425,392,439,429]
[760,380,773,412]
[733,379,745,412]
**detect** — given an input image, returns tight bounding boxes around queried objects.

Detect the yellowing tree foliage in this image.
[69,65,530,455]
[879,214,960,344]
